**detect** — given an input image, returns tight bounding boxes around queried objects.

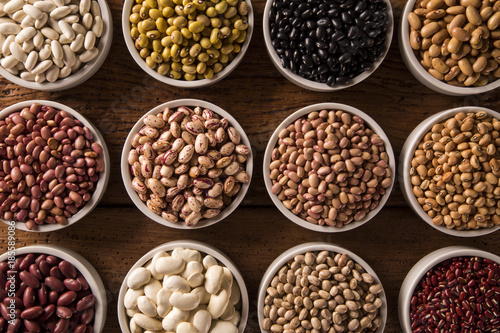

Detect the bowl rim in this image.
[116,239,249,333]
[398,0,500,96]
[262,102,396,233]
[398,246,500,332]
[121,0,254,88]
[120,98,253,229]
[257,242,387,333]
[0,100,111,232]
[398,106,500,237]
[0,244,108,332]
[0,0,113,92]
[262,0,394,92]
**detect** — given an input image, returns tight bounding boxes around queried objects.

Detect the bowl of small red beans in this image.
[0,100,110,232]
[398,246,500,332]
[0,245,107,332]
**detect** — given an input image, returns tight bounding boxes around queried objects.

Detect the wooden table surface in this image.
[1,0,500,331]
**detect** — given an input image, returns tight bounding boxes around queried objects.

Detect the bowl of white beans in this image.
[117,240,249,333]
[0,0,113,91]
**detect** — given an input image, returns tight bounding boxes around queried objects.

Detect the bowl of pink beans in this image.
[0,100,110,232]
[0,244,107,332]
[398,246,500,332]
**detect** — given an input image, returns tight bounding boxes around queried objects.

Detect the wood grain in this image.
[1,0,500,332]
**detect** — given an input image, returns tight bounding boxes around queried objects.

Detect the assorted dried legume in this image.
[408,0,500,86]
[128,0,250,80]
[261,250,384,333]
[0,253,96,333]
[268,0,390,86]
[127,105,251,227]
[0,0,104,83]
[124,247,242,333]
[269,109,392,227]
[410,256,500,332]
[410,111,500,230]
[0,102,105,230]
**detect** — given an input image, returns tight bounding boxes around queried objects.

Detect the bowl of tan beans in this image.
[399,0,500,95]
[399,106,500,236]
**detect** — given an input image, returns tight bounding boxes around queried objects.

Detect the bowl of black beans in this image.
[263,0,393,91]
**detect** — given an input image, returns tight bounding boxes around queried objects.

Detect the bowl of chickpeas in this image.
[122,0,254,88]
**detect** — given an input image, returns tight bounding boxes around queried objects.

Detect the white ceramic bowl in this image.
[398,246,500,332]
[121,98,253,229]
[0,100,111,232]
[262,0,393,92]
[117,240,249,333]
[399,0,500,96]
[399,106,500,237]
[0,244,107,332]
[263,102,396,232]
[258,242,387,333]
[121,0,254,88]
[0,0,113,91]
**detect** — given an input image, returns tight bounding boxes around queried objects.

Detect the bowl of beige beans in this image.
[399,106,500,236]
[121,0,253,88]
[399,0,500,95]
[121,98,253,229]
[258,242,387,333]
[117,239,249,333]
[0,100,110,232]
[0,0,112,91]
[263,103,395,232]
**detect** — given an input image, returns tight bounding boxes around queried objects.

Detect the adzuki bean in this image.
[0,103,105,230]
[410,256,500,332]
[269,109,392,227]
[0,253,95,333]
[268,0,390,86]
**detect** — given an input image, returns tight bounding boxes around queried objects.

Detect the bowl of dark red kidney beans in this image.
[0,245,107,333]
[398,246,500,332]
[263,0,393,91]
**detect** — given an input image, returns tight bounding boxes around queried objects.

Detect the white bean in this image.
[58,31,71,44]
[53,0,65,6]
[34,72,45,83]
[9,43,26,63]
[15,27,36,43]
[0,34,5,53]
[192,310,211,333]
[79,0,90,15]
[0,22,21,34]
[157,288,173,317]
[71,22,86,35]
[3,0,25,14]
[23,4,44,20]
[59,64,71,78]
[34,13,48,29]
[202,255,218,270]
[45,64,59,81]
[70,56,80,71]
[129,318,142,333]
[229,310,240,326]
[52,54,64,67]
[12,10,27,23]
[133,313,163,331]
[177,322,199,333]
[164,276,190,293]
[78,46,97,62]
[150,251,169,280]
[31,58,52,74]
[204,266,223,295]
[207,289,229,319]
[169,292,200,311]
[68,4,78,14]
[38,44,51,60]
[91,15,102,37]
[128,267,152,290]
[62,44,75,65]
[22,39,34,52]
[181,261,204,279]
[84,30,94,50]
[143,279,162,303]
[20,15,36,29]
[41,27,58,40]
[33,1,56,12]
[33,31,43,48]
[156,256,185,275]
[0,3,4,17]
[70,33,83,51]
[15,61,24,70]
[229,282,240,305]
[124,288,144,310]
[126,308,140,318]
[1,55,18,69]
[62,14,79,23]
[137,296,157,318]
[0,18,16,25]
[50,6,71,19]
[90,0,100,17]
[58,20,75,40]
[82,12,92,29]
[219,302,234,321]
[172,248,202,263]
[162,307,188,332]
[5,67,18,75]
[187,272,204,288]
[50,39,63,59]
[2,35,15,56]
[191,286,210,305]
[20,70,36,81]
[209,320,238,333]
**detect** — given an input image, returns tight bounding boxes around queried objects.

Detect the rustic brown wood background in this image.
[1,0,500,331]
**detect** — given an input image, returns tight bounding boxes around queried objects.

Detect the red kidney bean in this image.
[74,323,87,333]
[38,261,51,278]
[410,256,500,332]
[58,261,77,279]
[23,319,41,333]
[0,290,7,303]
[39,304,56,322]
[19,271,39,289]
[28,264,42,280]
[23,287,35,308]
[37,284,47,305]
[48,291,59,304]
[50,267,64,281]
[20,306,44,320]
[76,274,89,291]
[76,295,95,312]
[57,291,77,306]
[54,318,70,333]
[63,279,81,292]
[55,306,72,319]
[80,308,94,325]
[45,277,65,294]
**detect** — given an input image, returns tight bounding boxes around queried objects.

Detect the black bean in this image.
[316,26,326,40]
[341,11,352,24]
[302,54,314,68]
[347,26,360,39]
[354,1,366,12]
[311,53,321,65]
[327,8,339,17]
[304,38,314,51]
[317,17,330,27]
[331,18,343,29]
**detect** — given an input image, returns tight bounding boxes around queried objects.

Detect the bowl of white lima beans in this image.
[0,0,112,91]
